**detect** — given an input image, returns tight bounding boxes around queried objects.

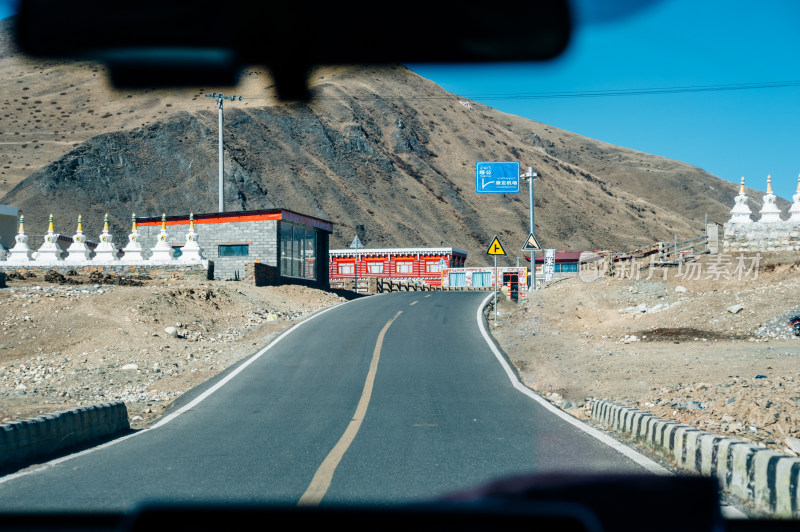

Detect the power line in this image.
[240,79,800,102]
[451,80,800,101]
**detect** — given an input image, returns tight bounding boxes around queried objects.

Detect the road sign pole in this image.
[486,235,506,323]
[494,255,497,323]
[528,170,535,238]
[526,168,538,291]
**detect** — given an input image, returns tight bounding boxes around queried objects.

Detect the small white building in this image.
[441,266,528,301]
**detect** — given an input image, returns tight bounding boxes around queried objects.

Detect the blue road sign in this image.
[476,161,520,193]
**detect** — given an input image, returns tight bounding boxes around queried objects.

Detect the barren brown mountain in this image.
[0,19,781,264]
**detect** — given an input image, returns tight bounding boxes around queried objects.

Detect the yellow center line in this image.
[409,300,418,306]
[297,310,403,506]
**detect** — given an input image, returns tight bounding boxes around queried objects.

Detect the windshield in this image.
[1,0,799,527]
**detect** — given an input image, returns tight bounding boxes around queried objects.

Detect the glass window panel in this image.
[473,272,491,287]
[281,224,293,274]
[305,228,316,279]
[449,272,466,287]
[219,244,249,257]
[426,262,443,273]
[292,226,303,277]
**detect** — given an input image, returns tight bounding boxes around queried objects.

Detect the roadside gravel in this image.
[0,272,348,428]
[492,252,800,457]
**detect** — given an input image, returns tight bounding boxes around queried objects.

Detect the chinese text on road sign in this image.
[476,161,520,193]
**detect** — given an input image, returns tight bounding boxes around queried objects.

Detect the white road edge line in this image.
[475,293,672,476]
[0,303,344,485]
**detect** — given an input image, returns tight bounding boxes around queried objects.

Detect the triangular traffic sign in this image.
[486,235,507,256]
[350,235,363,249]
[521,232,541,251]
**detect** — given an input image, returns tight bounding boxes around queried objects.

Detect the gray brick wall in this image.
[138,220,278,280]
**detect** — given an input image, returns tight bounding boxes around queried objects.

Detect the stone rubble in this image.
[492,251,800,457]
[0,273,349,428]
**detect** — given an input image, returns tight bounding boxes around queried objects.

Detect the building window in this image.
[396,261,413,274]
[555,263,578,273]
[281,223,317,280]
[449,272,466,287]
[338,262,354,275]
[426,261,444,273]
[368,263,384,274]
[472,272,491,287]
[304,228,316,278]
[219,244,249,257]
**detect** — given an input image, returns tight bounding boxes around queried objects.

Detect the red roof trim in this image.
[136,209,333,232]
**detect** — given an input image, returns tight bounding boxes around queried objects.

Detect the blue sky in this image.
[2,1,798,201]
[410,0,800,202]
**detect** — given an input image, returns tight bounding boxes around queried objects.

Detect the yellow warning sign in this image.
[487,235,507,256]
[522,232,541,251]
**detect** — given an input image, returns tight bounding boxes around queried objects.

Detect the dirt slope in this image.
[492,251,800,457]
[0,18,782,264]
[0,272,349,429]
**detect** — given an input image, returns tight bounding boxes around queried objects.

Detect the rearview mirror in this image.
[13,0,572,100]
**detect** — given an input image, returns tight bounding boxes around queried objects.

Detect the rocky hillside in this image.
[0,19,780,264]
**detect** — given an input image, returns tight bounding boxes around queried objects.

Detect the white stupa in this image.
[93,213,120,261]
[728,176,753,224]
[6,215,33,263]
[35,214,64,262]
[788,174,800,223]
[149,213,175,261]
[179,212,204,261]
[64,215,92,262]
[121,213,145,262]
[758,174,783,223]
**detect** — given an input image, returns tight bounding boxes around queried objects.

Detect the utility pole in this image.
[522,167,538,290]
[205,92,243,212]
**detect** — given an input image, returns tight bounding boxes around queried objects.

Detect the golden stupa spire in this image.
[103,213,110,232]
[189,212,195,231]
[77,214,83,233]
[796,173,800,193]
[161,213,167,231]
[47,214,54,233]
[739,176,745,194]
[18,214,24,234]
[131,213,137,232]
[767,175,773,194]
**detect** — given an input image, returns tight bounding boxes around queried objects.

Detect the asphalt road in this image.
[0,291,657,512]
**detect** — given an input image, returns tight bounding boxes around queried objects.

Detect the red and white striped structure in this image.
[329,247,467,287]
